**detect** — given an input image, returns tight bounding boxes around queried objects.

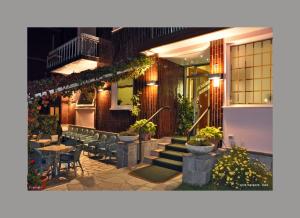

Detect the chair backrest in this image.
[108,142,117,151]
[99,134,107,142]
[89,130,95,136]
[69,126,74,132]
[73,127,78,133]
[93,133,100,140]
[38,134,51,140]
[106,135,117,144]
[77,128,83,134]
[29,141,41,149]
[73,145,83,161]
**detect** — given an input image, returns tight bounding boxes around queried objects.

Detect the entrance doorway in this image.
[185,64,210,132]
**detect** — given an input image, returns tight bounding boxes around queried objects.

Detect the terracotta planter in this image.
[210,138,220,151]
[28,176,48,191]
[140,133,151,141]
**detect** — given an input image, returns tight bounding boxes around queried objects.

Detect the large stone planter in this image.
[116,141,138,168]
[185,142,215,155]
[118,135,139,142]
[183,149,226,186]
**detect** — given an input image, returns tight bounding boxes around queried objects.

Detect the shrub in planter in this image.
[176,94,194,136]
[130,119,157,141]
[212,146,272,190]
[186,138,215,154]
[197,126,223,148]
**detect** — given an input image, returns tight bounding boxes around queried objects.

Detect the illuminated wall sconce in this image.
[146,80,158,86]
[209,73,224,88]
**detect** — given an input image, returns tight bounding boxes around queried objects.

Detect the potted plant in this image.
[130,119,157,141]
[118,128,139,142]
[185,138,215,155]
[27,160,48,191]
[197,126,223,150]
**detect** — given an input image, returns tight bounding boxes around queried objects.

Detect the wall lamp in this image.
[98,87,111,92]
[146,80,158,86]
[208,73,224,88]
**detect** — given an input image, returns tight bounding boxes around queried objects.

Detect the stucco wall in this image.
[223,106,272,154]
[75,109,95,128]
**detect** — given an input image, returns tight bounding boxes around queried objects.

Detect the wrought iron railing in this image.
[47,33,110,69]
[137,106,170,163]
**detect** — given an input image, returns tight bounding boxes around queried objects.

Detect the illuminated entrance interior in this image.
[186,64,211,131]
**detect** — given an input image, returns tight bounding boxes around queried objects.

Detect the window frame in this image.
[110,79,134,111]
[226,38,273,108]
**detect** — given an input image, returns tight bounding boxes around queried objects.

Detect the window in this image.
[230,39,272,104]
[110,78,133,110]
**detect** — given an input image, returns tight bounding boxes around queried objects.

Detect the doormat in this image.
[129,165,180,183]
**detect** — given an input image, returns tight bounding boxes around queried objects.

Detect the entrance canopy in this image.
[142,27,272,66]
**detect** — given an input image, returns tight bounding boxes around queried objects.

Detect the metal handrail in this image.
[137,106,170,163]
[187,107,210,141]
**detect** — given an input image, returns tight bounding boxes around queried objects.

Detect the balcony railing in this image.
[47,33,112,70]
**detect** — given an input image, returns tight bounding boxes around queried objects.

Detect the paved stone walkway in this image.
[46,154,182,191]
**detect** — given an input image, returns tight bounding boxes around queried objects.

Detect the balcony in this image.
[47,33,112,75]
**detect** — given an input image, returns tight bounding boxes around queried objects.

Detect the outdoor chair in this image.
[62,126,74,139]
[58,144,84,176]
[87,134,107,158]
[76,129,90,141]
[105,140,118,162]
[69,127,79,140]
[71,128,81,140]
[28,141,41,149]
[38,134,51,140]
[82,133,100,153]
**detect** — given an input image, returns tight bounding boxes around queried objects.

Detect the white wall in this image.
[75,109,95,128]
[223,106,272,154]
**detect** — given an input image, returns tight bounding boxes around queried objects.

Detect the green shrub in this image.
[197,126,223,141]
[130,119,157,135]
[131,92,141,117]
[212,146,272,190]
[176,94,194,136]
[187,138,212,146]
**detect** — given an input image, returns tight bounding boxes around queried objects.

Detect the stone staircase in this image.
[146,137,190,172]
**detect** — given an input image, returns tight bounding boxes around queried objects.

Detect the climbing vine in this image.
[27,55,154,98]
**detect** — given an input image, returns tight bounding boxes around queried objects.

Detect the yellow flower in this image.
[229,171,235,176]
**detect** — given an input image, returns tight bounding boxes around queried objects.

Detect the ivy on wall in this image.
[27,55,154,98]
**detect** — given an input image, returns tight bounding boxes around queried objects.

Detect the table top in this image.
[30,139,51,144]
[37,144,73,153]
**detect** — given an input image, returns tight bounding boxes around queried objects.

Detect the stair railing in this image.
[186,107,210,141]
[137,106,170,163]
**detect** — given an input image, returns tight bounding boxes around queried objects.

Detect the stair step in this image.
[159,150,186,161]
[151,148,164,157]
[157,142,170,149]
[143,155,158,164]
[153,158,183,171]
[166,143,188,153]
[171,137,187,144]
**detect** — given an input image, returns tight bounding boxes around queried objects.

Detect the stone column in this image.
[116,140,138,168]
[140,138,158,162]
[182,149,226,186]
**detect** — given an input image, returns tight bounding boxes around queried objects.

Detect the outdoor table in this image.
[30,139,51,147]
[37,144,74,177]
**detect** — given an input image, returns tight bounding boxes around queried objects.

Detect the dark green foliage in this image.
[176,94,194,136]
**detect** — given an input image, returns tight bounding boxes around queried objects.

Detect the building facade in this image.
[31,27,273,154]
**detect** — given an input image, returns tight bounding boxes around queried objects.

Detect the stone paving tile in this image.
[45,153,183,191]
